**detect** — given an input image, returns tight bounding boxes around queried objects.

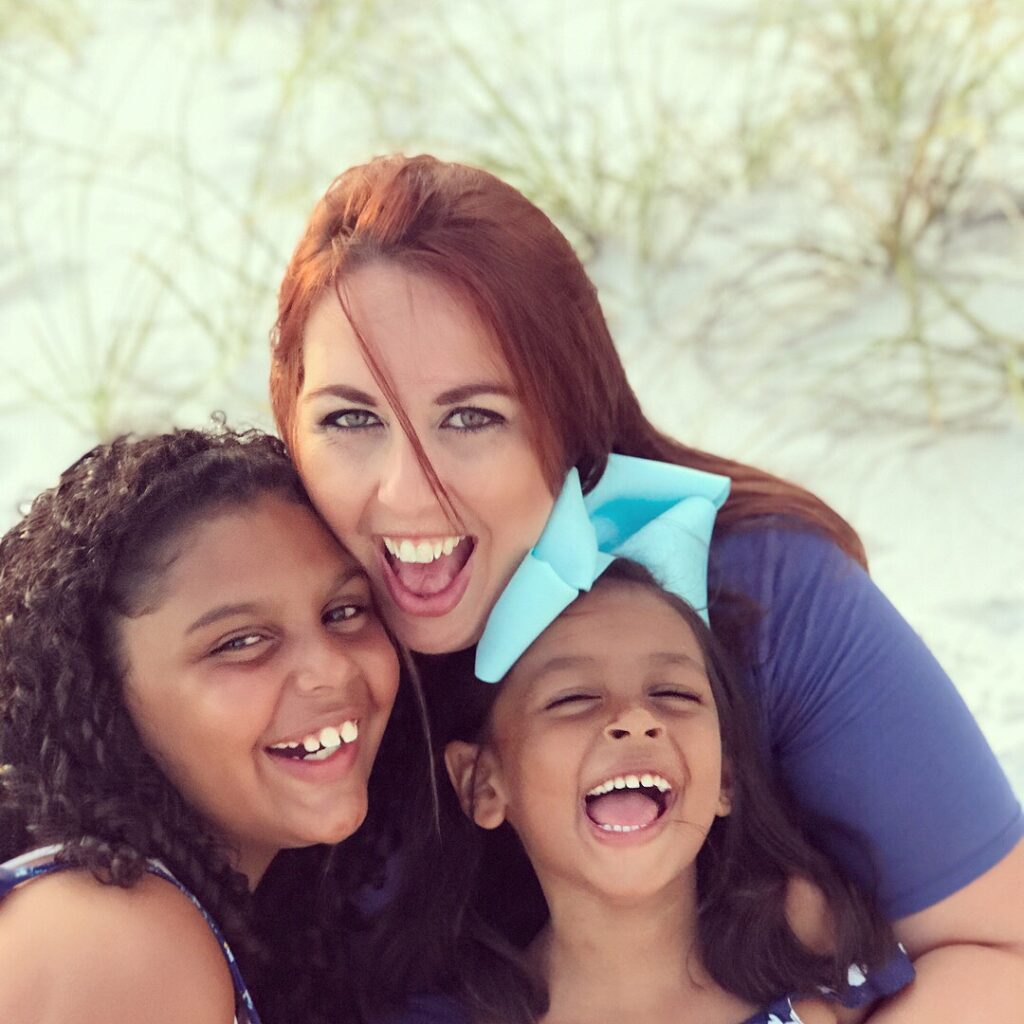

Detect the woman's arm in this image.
[713,526,1023,1018]
[863,839,1024,1020]
[0,869,237,1024]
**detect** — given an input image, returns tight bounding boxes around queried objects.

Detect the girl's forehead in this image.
[504,584,705,692]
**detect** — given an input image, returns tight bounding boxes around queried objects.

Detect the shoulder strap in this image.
[0,847,261,1024]
[141,861,262,1024]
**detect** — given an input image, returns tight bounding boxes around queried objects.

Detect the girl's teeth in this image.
[586,773,672,796]
[271,719,359,755]
[304,745,336,762]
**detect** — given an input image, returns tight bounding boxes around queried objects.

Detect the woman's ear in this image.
[716,756,734,818]
[444,740,508,830]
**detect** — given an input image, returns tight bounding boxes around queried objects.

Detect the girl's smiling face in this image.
[447,581,732,907]
[293,263,556,655]
[117,493,399,884]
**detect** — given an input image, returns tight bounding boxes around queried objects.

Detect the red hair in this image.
[270,154,866,566]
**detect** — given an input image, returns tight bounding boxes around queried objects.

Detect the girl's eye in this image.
[210,633,266,656]
[545,693,598,711]
[442,407,504,432]
[325,604,367,627]
[651,688,702,704]
[321,409,383,431]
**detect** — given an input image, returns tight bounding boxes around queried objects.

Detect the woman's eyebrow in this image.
[303,384,379,405]
[434,382,514,405]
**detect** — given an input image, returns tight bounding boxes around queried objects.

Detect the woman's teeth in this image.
[382,536,464,564]
[268,719,358,760]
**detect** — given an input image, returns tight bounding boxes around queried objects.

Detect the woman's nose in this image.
[604,706,664,741]
[376,432,440,516]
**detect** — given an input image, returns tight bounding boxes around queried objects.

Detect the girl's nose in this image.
[604,706,664,741]
[291,639,361,696]
[376,432,440,516]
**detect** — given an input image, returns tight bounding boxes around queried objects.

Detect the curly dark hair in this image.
[0,425,411,1023]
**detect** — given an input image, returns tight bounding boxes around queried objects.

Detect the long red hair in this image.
[270,154,865,566]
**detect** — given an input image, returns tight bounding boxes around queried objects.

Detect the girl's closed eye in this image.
[544,691,600,712]
[441,406,506,432]
[650,686,705,705]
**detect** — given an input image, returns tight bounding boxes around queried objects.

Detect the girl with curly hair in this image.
[0,427,407,1024]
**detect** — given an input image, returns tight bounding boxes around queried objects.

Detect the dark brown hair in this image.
[360,561,894,1022]
[270,153,865,564]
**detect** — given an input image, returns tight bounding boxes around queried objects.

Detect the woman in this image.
[270,154,1023,1019]
[0,427,406,1024]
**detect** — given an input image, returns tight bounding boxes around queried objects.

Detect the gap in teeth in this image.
[270,719,359,754]
[383,536,464,564]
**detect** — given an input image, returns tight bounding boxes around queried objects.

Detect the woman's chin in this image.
[388,604,486,656]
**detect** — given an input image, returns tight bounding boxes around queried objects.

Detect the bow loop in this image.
[532,468,601,589]
[475,455,730,683]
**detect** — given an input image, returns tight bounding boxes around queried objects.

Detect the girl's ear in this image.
[716,756,734,818]
[444,740,508,830]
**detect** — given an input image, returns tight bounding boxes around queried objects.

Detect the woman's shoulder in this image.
[711,516,858,592]
[0,866,236,1023]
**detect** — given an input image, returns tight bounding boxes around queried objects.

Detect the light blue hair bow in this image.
[474,454,731,682]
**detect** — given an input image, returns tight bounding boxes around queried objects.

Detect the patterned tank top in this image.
[0,844,262,1024]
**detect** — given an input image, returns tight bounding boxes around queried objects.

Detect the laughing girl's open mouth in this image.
[381,535,475,598]
[584,773,674,834]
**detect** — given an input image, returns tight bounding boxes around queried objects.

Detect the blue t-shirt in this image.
[708,522,1022,919]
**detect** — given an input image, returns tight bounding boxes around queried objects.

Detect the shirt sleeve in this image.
[712,524,1022,920]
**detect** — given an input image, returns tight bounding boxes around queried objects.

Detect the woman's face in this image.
[118,492,399,884]
[294,263,556,655]
[460,583,730,907]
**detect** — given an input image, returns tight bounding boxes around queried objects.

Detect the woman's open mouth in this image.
[583,772,674,834]
[378,534,476,616]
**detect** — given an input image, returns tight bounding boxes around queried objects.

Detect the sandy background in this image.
[2,0,1022,794]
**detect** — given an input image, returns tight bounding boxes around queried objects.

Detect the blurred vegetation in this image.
[0,0,91,53]
[1,0,1022,439]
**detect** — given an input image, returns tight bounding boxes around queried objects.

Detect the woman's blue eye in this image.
[442,407,503,431]
[322,409,382,430]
